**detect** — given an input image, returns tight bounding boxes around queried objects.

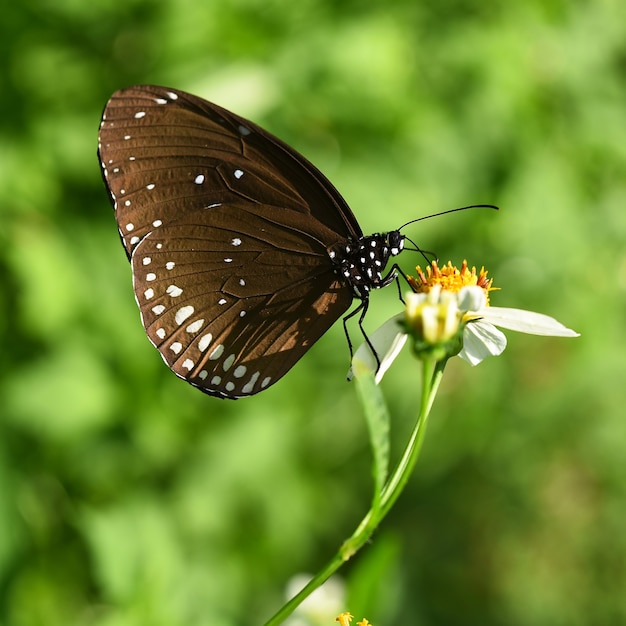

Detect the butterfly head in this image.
[385,230,405,257]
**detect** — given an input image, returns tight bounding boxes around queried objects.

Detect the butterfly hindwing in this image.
[131,202,352,397]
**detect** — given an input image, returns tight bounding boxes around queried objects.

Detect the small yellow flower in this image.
[408,259,496,304]
[335,614,373,626]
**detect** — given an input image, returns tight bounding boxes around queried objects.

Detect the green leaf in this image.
[353,361,390,517]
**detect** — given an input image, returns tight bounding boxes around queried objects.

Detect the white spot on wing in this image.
[147,183,155,190]
[233,365,246,378]
[152,219,162,227]
[231,238,242,246]
[167,285,183,297]
[126,223,134,231]
[175,305,194,325]
[198,370,208,380]
[194,174,205,184]
[151,304,165,315]
[242,371,260,394]
[146,273,156,281]
[165,261,175,270]
[144,288,154,299]
[142,257,151,265]
[135,111,146,119]
[234,169,244,179]
[211,375,221,385]
[225,382,235,392]
[223,354,235,371]
[156,328,166,339]
[218,298,227,305]
[198,333,213,351]
[186,319,204,333]
[261,376,271,388]
[209,344,224,360]
[182,359,194,371]
[170,342,183,354]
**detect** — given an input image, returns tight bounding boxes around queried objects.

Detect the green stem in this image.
[263,358,447,626]
[378,358,445,519]
[263,551,346,626]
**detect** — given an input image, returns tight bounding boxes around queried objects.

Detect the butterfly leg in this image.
[342,296,382,371]
[342,300,363,358]
[394,272,405,304]
[379,264,406,304]
[386,263,419,303]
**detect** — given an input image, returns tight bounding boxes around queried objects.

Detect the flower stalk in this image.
[264,260,578,625]
[263,357,445,626]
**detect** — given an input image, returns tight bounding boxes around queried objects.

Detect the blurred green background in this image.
[1,0,625,625]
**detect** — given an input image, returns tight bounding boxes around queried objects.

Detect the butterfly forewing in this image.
[98,86,362,257]
[99,85,363,397]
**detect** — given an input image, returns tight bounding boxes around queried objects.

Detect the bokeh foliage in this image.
[1,0,625,624]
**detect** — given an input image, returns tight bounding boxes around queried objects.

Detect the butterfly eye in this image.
[98,85,406,398]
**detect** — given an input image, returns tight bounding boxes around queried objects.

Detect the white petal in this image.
[458,286,486,312]
[405,291,429,312]
[459,320,507,365]
[349,314,407,383]
[420,305,440,344]
[477,307,579,337]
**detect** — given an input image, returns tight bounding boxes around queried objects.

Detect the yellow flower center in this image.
[408,260,496,305]
[335,614,372,626]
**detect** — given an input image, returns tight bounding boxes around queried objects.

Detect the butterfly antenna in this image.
[403,235,436,264]
[398,204,499,232]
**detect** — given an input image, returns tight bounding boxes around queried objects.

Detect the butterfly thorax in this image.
[328,231,405,298]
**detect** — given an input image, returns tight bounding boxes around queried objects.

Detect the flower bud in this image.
[403,285,464,361]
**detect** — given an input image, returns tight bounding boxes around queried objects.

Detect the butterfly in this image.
[98,85,413,398]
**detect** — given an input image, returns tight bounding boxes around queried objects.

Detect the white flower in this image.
[350,283,579,382]
[458,287,579,364]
